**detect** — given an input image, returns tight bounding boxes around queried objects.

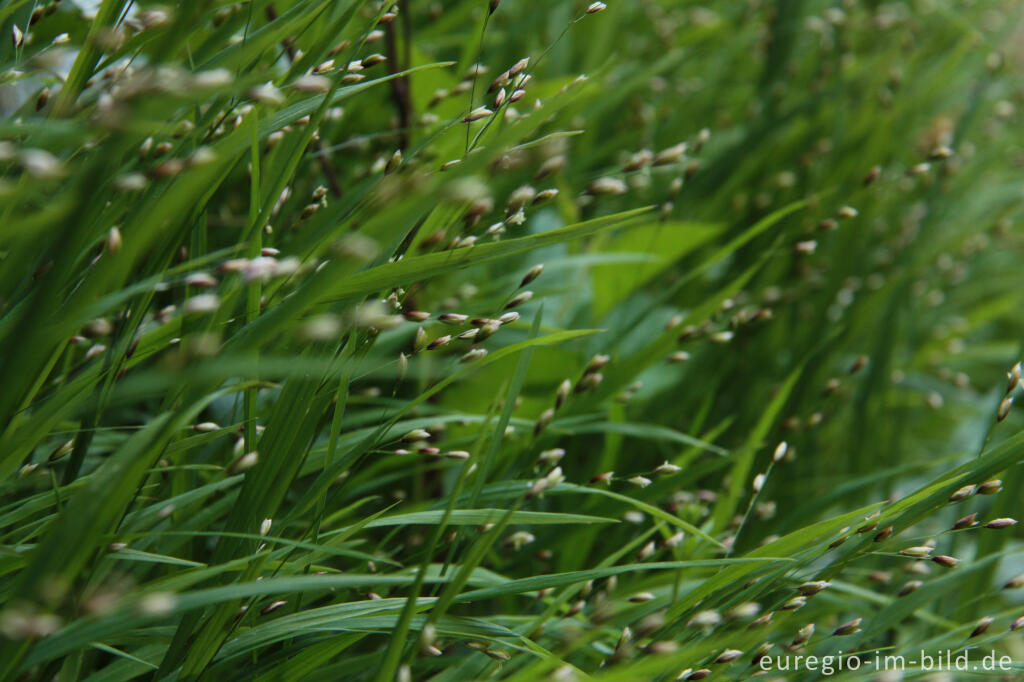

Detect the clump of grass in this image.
[0,1,1023,680]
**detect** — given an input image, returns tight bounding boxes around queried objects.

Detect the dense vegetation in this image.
[0,0,1022,679]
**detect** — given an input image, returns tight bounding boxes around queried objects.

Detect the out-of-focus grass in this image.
[0,1,1022,680]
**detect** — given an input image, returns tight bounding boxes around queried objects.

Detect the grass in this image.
[1,0,1023,680]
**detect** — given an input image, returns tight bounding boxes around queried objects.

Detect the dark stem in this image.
[385,6,414,150]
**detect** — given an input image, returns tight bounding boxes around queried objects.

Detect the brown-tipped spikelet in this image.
[833,618,862,636]
[552,379,571,410]
[798,581,830,596]
[997,395,1013,422]
[791,623,815,646]
[1004,575,1024,590]
[520,264,544,287]
[898,580,923,597]
[969,616,993,638]
[948,484,976,502]
[714,649,742,664]
[505,291,533,309]
[977,479,1002,495]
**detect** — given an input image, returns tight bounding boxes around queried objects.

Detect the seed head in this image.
[793,240,817,255]
[749,612,774,628]
[714,649,742,664]
[664,532,684,549]
[488,70,511,93]
[505,291,534,309]
[984,517,1017,529]
[948,484,976,502]
[412,327,429,354]
[654,461,681,475]
[977,479,1002,495]
[438,313,468,325]
[636,540,656,560]
[489,0,501,14]
[874,526,894,542]
[898,580,923,597]
[708,330,733,344]
[863,165,881,186]
[900,546,933,558]
[248,82,284,105]
[259,518,272,537]
[654,143,687,166]
[797,581,830,596]
[773,441,789,462]
[1011,616,1024,631]
[686,670,711,680]
[533,188,559,204]
[555,379,572,409]
[752,473,766,494]
[586,2,607,14]
[668,351,691,363]
[781,596,807,610]
[384,149,402,175]
[1007,361,1022,393]
[625,591,655,603]
[587,177,628,195]
[856,520,878,534]
[509,58,530,77]
[1003,575,1024,589]
[399,429,429,444]
[504,531,535,550]
[929,145,953,160]
[228,451,259,474]
[520,264,544,287]
[536,156,565,180]
[138,592,177,617]
[836,206,858,219]
[792,623,815,646]
[997,395,1013,422]
[461,348,487,363]
[832,618,862,636]
[103,227,124,253]
[538,448,565,465]
[931,555,959,568]
[183,294,220,315]
[534,408,555,436]
[474,322,500,342]
[687,609,720,626]
[969,616,993,638]
[427,335,452,351]
[507,185,536,212]
[623,149,654,172]
[463,107,493,123]
[590,471,614,484]
[628,475,652,488]
[576,372,603,392]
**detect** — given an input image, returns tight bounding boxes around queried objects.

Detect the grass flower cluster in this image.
[0,0,1022,680]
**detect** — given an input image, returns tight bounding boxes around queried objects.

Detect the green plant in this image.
[0,0,1022,680]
